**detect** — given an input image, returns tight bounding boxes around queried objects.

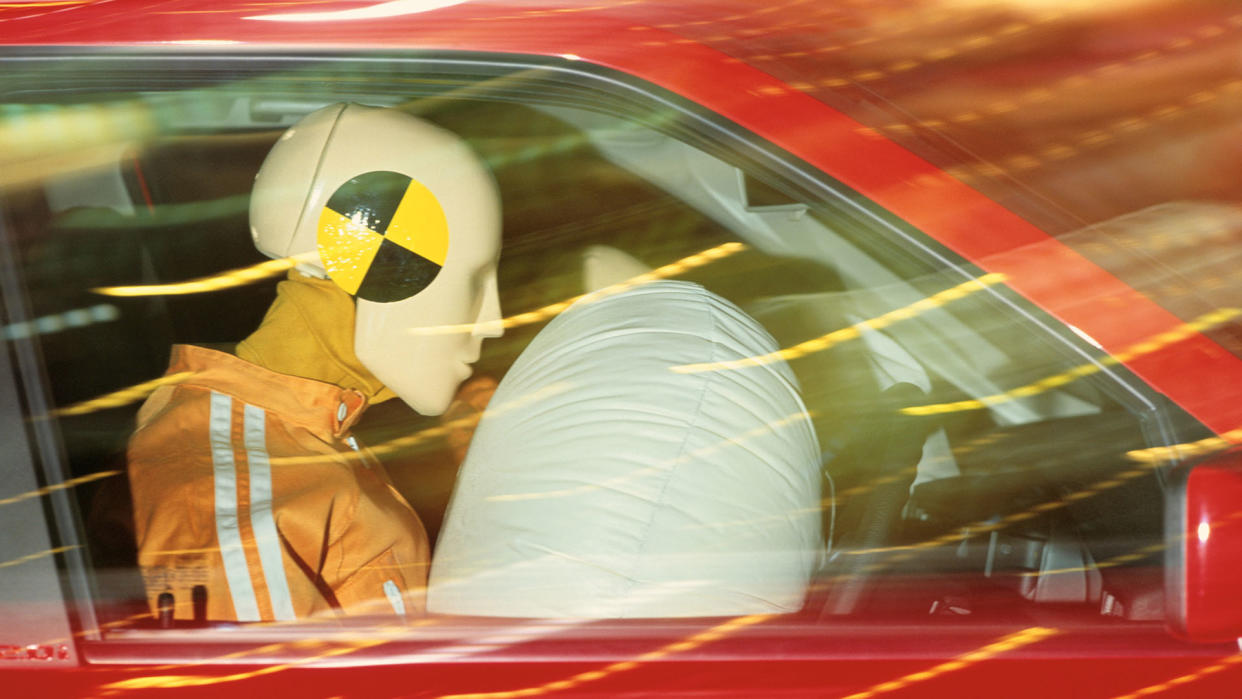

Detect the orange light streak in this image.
[438,614,771,699]
[841,626,1058,699]
[1109,653,1242,699]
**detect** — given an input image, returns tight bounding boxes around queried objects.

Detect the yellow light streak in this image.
[841,626,1058,699]
[100,622,432,691]
[646,1,966,64]
[873,13,1242,135]
[0,545,78,571]
[840,459,1162,561]
[827,465,920,509]
[0,469,119,508]
[128,619,434,676]
[902,306,1242,417]
[92,234,738,333]
[670,460,917,536]
[836,12,1060,86]
[269,381,573,467]
[93,253,316,297]
[673,273,1007,374]
[1019,540,1166,579]
[410,241,746,337]
[731,10,1068,92]
[1023,487,1242,579]
[1126,428,1242,464]
[438,614,771,699]
[484,410,814,503]
[52,371,194,417]
[0,1,88,7]
[1109,653,1242,699]
[713,451,1166,555]
[947,74,1242,182]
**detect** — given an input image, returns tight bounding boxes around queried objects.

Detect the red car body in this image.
[3,0,1242,696]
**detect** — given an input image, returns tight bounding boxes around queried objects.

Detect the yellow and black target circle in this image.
[317,170,449,303]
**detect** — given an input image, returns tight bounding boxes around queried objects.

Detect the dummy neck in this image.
[236,271,396,404]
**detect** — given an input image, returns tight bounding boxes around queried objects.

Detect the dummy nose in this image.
[472,274,503,339]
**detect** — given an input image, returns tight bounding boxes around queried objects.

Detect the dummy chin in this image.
[249,102,503,416]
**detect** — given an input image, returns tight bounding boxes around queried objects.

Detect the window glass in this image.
[0,58,1202,647]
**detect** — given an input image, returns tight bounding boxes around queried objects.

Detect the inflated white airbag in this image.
[427,281,822,617]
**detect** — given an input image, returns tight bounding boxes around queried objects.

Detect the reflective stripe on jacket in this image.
[128,344,429,622]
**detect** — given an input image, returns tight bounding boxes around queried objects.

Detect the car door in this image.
[2,49,1239,698]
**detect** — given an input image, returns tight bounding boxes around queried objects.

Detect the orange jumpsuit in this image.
[128,344,429,622]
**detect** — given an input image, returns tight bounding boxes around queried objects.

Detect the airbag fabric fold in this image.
[428,281,822,617]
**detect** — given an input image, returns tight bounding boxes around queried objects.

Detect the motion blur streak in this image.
[410,241,747,337]
[438,614,771,699]
[1034,497,1242,578]
[903,306,1242,416]
[41,607,173,648]
[93,238,741,333]
[1023,540,1166,579]
[1109,653,1242,699]
[0,1,88,6]
[822,10,1064,87]
[0,469,119,509]
[0,545,78,571]
[134,622,430,675]
[1126,426,1242,464]
[2,303,118,340]
[841,627,1058,699]
[874,12,1241,134]
[52,371,194,417]
[98,641,387,691]
[0,101,154,188]
[94,253,315,297]
[949,76,1242,182]
[826,466,919,510]
[269,381,573,466]
[246,0,473,22]
[100,622,434,692]
[485,410,814,503]
[843,460,1161,561]
[673,273,1007,374]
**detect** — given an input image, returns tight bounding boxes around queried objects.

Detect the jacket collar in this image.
[168,344,367,439]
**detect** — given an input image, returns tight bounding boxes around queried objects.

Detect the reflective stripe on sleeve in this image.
[209,392,260,621]
[383,579,407,617]
[244,403,296,621]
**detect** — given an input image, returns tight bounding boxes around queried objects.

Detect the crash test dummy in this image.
[127,104,503,622]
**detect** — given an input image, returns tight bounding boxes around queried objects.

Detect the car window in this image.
[0,55,1211,657]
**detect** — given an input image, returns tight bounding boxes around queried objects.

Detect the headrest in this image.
[427,281,823,617]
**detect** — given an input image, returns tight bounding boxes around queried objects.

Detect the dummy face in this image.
[250,103,503,415]
[353,195,503,416]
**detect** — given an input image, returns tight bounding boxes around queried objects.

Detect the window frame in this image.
[0,48,1212,668]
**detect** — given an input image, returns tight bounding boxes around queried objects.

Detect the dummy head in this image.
[249,103,502,415]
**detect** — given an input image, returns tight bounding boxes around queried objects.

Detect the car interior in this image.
[0,71,1188,634]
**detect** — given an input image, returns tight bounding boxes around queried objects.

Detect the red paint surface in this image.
[4,626,1241,697]
[5,7,1242,688]
[1180,455,1242,642]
